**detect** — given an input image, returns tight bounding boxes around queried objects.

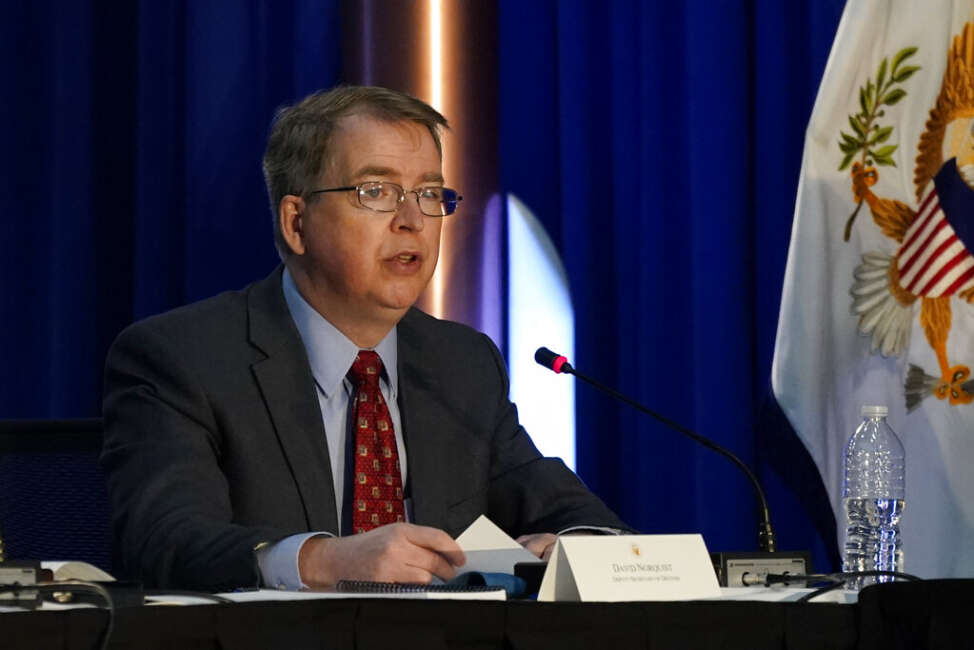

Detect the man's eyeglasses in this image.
[308,182,463,217]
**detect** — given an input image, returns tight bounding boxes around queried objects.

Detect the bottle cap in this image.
[860,404,888,417]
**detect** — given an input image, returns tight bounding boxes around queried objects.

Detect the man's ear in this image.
[279,195,306,256]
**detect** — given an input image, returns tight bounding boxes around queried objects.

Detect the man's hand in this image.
[516,533,558,561]
[298,523,466,589]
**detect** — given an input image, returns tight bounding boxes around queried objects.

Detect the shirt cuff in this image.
[256,532,333,590]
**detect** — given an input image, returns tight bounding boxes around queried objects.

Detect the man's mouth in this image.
[385,251,424,273]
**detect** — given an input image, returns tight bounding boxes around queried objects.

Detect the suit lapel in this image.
[247,267,339,533]
[397,309,463,532]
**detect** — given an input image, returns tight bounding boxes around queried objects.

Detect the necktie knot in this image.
[349,350,382,387]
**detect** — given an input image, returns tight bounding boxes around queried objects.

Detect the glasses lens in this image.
[440,188,460,216]
[358,182,401,211]
[417,187,461,216]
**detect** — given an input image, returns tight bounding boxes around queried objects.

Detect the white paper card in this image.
[455,515,523,550]
[537,534,720,602]
[454,515,538,574]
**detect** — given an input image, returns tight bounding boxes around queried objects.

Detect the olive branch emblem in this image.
[838,46,920,241]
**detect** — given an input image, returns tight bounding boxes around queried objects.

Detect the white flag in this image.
[773,0,974,578]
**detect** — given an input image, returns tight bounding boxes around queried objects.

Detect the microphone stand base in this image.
[711,551,812,587]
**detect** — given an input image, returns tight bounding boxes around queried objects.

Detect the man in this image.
[102,86,629,592]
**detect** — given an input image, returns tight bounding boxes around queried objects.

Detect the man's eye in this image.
[418,187,443,200]
[362,185,385,199]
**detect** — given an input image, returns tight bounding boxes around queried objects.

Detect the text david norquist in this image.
[610,562,680,583]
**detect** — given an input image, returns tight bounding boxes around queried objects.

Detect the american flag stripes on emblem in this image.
[898,186,974,297]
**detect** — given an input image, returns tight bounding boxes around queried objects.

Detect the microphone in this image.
[534,346,777,554]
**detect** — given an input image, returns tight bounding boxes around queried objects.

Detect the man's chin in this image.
[367,288,423,318]
[378,277,434,310]
[377,295,424,316]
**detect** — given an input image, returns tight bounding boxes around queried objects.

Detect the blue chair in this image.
[0,419,112,573]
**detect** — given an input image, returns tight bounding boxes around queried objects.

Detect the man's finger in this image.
[519,533,557,558]
[401,524,466,566]
[405,546,459,582]
[400,566,436,584]
[542,543,555,562]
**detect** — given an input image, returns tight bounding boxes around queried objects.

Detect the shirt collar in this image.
[282,268,398,400]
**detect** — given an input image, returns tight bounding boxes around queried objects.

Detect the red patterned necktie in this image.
[349,350,405,534]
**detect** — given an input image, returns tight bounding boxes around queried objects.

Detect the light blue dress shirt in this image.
[257,269,408,590]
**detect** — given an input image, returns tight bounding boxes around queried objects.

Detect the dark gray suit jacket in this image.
[102,266,629,590]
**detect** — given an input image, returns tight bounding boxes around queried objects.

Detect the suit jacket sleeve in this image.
[101,318,286,591]
[480,333,632,535]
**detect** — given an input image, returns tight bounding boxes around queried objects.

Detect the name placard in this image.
[537,534,720,602]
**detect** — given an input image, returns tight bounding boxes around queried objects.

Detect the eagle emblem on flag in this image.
[840,21,974,411]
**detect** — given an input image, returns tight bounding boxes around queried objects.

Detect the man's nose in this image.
[391,194,426,231]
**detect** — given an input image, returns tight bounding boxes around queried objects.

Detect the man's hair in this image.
[262,85,449,259]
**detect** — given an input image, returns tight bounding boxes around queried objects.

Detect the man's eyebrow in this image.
[349,166,445,185]
[420,171,445,184]
[350,165,395,180]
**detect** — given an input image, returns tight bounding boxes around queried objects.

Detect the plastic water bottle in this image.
[842,405,905,588]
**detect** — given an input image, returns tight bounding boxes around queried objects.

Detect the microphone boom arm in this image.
[536,347,776,553]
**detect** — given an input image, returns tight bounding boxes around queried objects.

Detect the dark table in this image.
[4,580,971,650]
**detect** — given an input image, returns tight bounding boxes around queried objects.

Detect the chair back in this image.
[0,419,112,573]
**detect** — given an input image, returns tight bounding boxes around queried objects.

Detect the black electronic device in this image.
[514,561,547,595]
[711,551,812,587]
[0,561,41,608]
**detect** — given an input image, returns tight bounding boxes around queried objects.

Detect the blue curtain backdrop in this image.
[2,0,341,416]
[499,0,845,570]
[1,1,845,570]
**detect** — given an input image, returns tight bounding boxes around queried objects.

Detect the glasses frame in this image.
[308,181,463,217]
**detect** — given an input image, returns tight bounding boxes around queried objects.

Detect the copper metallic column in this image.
[341,0,501,341]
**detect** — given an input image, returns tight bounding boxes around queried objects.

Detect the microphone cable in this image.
[0,580,114,650]
[763,570,922,602]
